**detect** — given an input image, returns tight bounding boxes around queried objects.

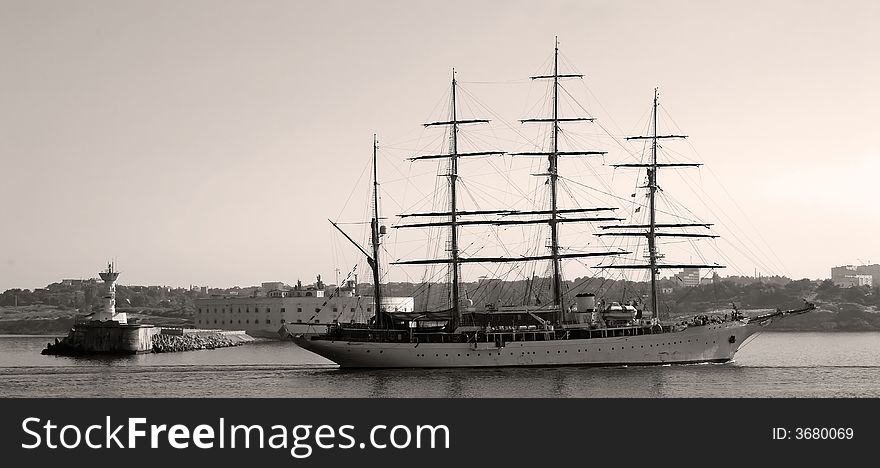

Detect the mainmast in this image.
[394,51,627,329]
[600,88,723,322]
[513,37,610,325]
[449,70,462,331]
[370,134,383,329]
[549,40,563,321]
[647,89,659,324]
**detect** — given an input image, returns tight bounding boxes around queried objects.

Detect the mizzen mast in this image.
[370,134,383,329]
[393,56,626,329]
[328,135,386,329]
[403,70,503,330]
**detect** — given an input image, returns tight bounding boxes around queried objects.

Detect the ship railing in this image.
[323,323,675,344]
[481,324,664,343]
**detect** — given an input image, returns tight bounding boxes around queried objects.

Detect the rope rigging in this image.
[318,42,789,327]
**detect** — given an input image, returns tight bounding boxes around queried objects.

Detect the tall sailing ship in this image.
[291,41,814,368]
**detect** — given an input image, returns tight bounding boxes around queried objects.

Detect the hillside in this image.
[0,304,194,335]
[2,277,878,334]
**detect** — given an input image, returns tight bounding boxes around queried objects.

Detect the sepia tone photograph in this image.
[1,0,878,398]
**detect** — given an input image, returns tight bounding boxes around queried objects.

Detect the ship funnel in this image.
[572,293,596,325]
[575,293,596,313]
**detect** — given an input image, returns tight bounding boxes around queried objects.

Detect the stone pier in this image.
[42,324,254,356]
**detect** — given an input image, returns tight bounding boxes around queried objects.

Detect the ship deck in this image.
[314,321,710,345]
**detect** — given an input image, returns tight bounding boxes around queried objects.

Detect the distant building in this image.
[195,277,413,337]
[244,287,262,296]
[61,278,97,287]
[676,268,700,287]
[261,282,287,294]
[854,264,880,287]
[660,287,674,295]
[831,265,874,288]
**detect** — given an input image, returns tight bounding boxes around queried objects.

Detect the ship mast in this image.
[394,43,628,329]
[449,70,462,330]
[513,37,610,325]
[647,89,659,323]
[549,40,563,321]
[370,134,383,329]
[600,88,724,322]
[328,136,385,329]
[395,70,505,330]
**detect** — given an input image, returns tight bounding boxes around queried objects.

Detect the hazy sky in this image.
[2,0,878,290]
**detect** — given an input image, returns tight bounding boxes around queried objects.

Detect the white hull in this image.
[293,320,764,368]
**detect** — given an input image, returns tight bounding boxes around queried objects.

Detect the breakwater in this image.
[152,330,254,353]
[42,324,253,356]
[42,323,157,355]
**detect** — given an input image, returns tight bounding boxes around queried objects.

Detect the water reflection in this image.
[3,333,880,398]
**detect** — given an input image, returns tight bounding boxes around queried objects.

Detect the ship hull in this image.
[292,320,764,368]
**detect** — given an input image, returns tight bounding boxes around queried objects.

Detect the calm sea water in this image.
[1,332,878,398]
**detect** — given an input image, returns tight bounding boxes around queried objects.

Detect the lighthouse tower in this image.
[97,262,126,324]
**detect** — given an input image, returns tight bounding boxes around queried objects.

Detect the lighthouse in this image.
[97,262,126,324]
[41,261,254,356]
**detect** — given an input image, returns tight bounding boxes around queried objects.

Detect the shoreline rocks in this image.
[41,336,82,356]
[41,326,254,356]
[151,332,251,353]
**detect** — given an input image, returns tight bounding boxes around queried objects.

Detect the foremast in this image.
[599,88,723,321]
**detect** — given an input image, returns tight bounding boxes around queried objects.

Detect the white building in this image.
[195,281,414,337]
[676,268,700,287]
[832,265,874,288]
